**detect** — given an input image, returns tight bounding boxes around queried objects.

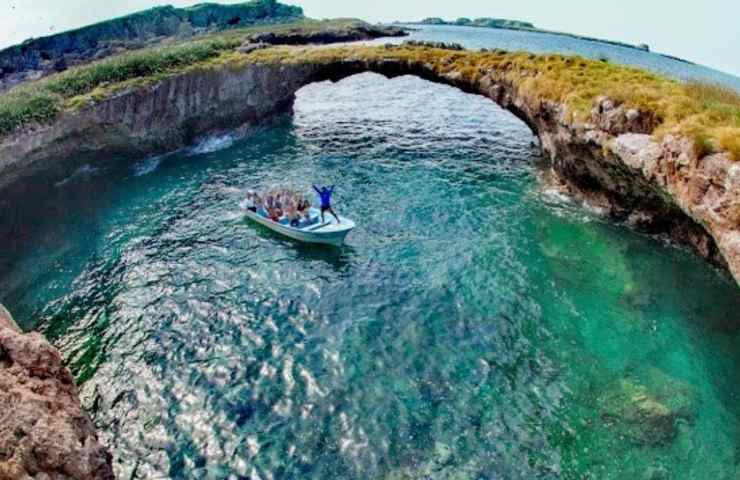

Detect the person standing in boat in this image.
[313,185,340,224]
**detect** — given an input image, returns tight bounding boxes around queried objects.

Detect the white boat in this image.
[242,206,355,246]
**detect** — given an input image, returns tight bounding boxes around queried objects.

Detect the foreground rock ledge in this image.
[0,45,738,286]
[0,304,113,480]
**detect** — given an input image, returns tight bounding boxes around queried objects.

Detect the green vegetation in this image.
[0,0,303,73]
[46,39,241,98]
[0,19,366,135]
[0,38,237,134]
[1,37,739,162]
[182,0,303,27]
[0,89,61,135]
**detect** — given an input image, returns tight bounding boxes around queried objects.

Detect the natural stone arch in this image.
[0,49,737,285]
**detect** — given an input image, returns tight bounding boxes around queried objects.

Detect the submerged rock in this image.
[0,304,113,479]
[598,370,695,446]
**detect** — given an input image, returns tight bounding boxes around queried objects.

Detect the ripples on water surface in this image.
[1,72,739,479]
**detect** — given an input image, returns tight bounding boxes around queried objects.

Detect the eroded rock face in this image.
[0,62,306,192]
[0,304,114,480]
[476,72,738,281]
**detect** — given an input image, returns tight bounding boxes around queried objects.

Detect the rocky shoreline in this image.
[0,304,113,479]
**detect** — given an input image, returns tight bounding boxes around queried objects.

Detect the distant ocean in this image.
[374,24,740,91]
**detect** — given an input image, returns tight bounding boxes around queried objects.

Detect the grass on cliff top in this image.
[0,18,372,136]
[1,37,739,161]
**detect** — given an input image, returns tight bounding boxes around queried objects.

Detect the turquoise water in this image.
[1,72,739,479]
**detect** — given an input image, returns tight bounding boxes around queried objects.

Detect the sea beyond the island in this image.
[0,25,739,479]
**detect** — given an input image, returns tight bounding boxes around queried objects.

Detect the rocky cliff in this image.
[0,304,113,479]
[0,44,738,286]
[0,0,304,93]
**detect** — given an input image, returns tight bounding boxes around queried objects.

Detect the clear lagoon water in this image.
[1,29,740,480]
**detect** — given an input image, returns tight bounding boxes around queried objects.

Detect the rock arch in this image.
[0,50,738,284]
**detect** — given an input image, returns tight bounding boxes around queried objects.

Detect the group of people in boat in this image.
[245,185,340,228]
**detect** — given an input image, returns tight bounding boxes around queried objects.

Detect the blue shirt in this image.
[314,185,334,208]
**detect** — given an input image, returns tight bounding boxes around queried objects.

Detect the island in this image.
[418,16,535,30]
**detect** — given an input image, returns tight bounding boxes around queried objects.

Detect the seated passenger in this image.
[297,197,310,214]
[267,205,280,222]
[300,210,315,227]
[286,205,301,227]
[245,191,257,212]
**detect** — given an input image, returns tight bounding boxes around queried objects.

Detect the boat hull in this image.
[243,208,354,246]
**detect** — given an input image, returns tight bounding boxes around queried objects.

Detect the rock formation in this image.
[0,0,304,93]
[0,304,113,479]
[0,45,737,286]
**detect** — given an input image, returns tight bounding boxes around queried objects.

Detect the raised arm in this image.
[329,185,335,193]
[313,185,321,194]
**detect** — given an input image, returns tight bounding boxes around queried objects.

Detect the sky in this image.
[1,0,738,77]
